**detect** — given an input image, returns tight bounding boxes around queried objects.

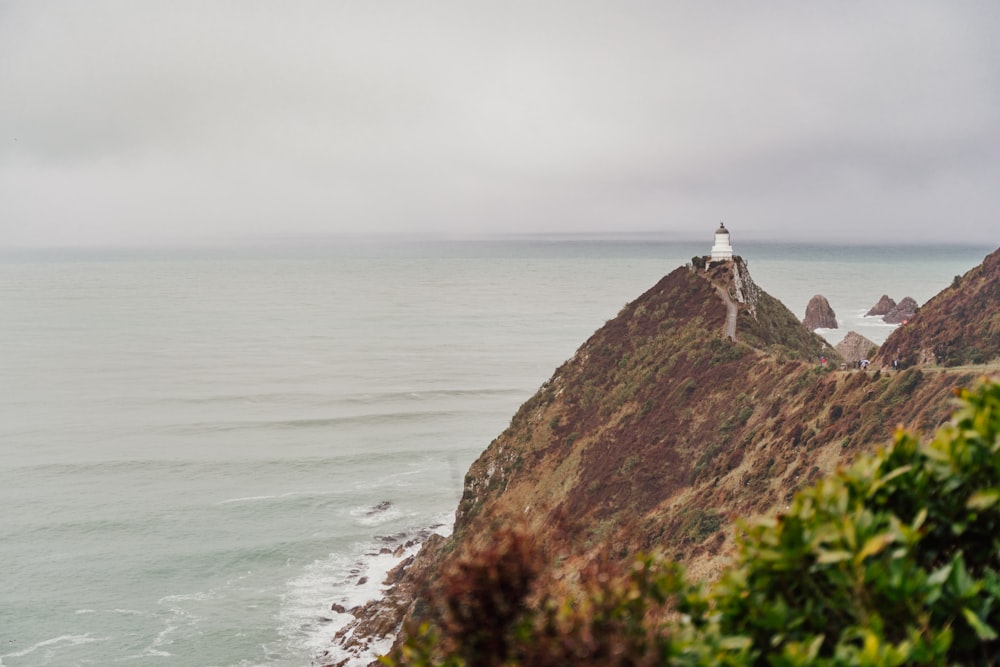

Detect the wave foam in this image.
[0,634,109,661]
[278,513,453,667]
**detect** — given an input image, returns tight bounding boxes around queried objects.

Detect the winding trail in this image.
[715,286,738,341]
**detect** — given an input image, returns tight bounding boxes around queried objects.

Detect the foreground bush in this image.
[385,380,1000,666]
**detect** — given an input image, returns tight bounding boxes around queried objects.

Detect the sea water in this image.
[0,238,991,666]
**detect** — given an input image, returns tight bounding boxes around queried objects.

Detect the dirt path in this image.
[911,363,1000,375]
[715,286,737,341]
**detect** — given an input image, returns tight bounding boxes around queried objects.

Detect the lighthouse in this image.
[710,222,733,261]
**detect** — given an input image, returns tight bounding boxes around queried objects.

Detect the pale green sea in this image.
[0,239,992,666]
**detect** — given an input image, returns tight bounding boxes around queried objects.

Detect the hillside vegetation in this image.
[325,248,1000,666]
[388,380,1000,666]
[432,258,990,593]
[878,247,1000,367]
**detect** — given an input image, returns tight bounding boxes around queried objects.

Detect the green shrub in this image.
[711,379,1000,664]
[386,380,1000,666]
[679,508,724,542]
[619,455,641,475]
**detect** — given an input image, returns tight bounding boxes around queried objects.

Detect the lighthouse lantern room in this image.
[710,222,733,261]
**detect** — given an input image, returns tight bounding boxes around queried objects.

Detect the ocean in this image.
[0,238,992,666]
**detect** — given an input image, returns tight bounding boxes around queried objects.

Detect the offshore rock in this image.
[835,331,878,364]
[883,296,918,324]
[866,295,896,317]
[802,294,838,330]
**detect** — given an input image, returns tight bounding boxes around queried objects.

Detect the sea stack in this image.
[803,295,838,330]
[866,295,896,317]
[883,297,918,324]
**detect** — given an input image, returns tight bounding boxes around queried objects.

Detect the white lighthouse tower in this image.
[710,222,733,261]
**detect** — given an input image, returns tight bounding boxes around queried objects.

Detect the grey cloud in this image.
[1,1,999,246]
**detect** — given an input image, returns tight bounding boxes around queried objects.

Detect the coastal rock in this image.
[865,295,896,317]
[835,331,878,364]
[883,296,918,324]
[802,295,838,330]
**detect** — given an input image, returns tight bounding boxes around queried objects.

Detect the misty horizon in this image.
[2,2,999,248]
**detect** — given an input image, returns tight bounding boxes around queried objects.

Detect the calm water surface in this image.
[0,239,991,666]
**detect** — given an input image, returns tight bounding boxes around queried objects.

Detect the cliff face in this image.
[333,252,1000,664]
[877,247,1000,367]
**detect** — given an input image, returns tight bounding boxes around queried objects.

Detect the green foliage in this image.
[707,336,748,365]
[386,380,1000,666]
[679,508,723,542]
[738,291,831,363]
[619,455,641,475]
[710,379,1000,664]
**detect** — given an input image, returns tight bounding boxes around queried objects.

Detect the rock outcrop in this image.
[865,294,896,317]
[802,294,838,330]
[835,331,878,364]
[883,296,918,324]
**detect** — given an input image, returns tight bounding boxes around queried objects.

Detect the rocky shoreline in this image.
[318,526,446,667]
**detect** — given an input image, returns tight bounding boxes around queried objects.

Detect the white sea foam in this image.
[0,634,109,660]
[219,489,343,505]
[219,492,302,505]
[278,513,453,667]
[349,503,405,527]
[158,591,214,604]
[861,314,901,327]
[139,622,177,658]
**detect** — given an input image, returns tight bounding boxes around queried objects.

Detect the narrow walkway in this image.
[715,286,738,341]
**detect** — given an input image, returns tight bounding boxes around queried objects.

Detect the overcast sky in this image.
[1,2,998,247]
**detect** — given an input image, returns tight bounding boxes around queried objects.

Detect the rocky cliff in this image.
[327,251,1000,666]
[878,246,1000,367]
